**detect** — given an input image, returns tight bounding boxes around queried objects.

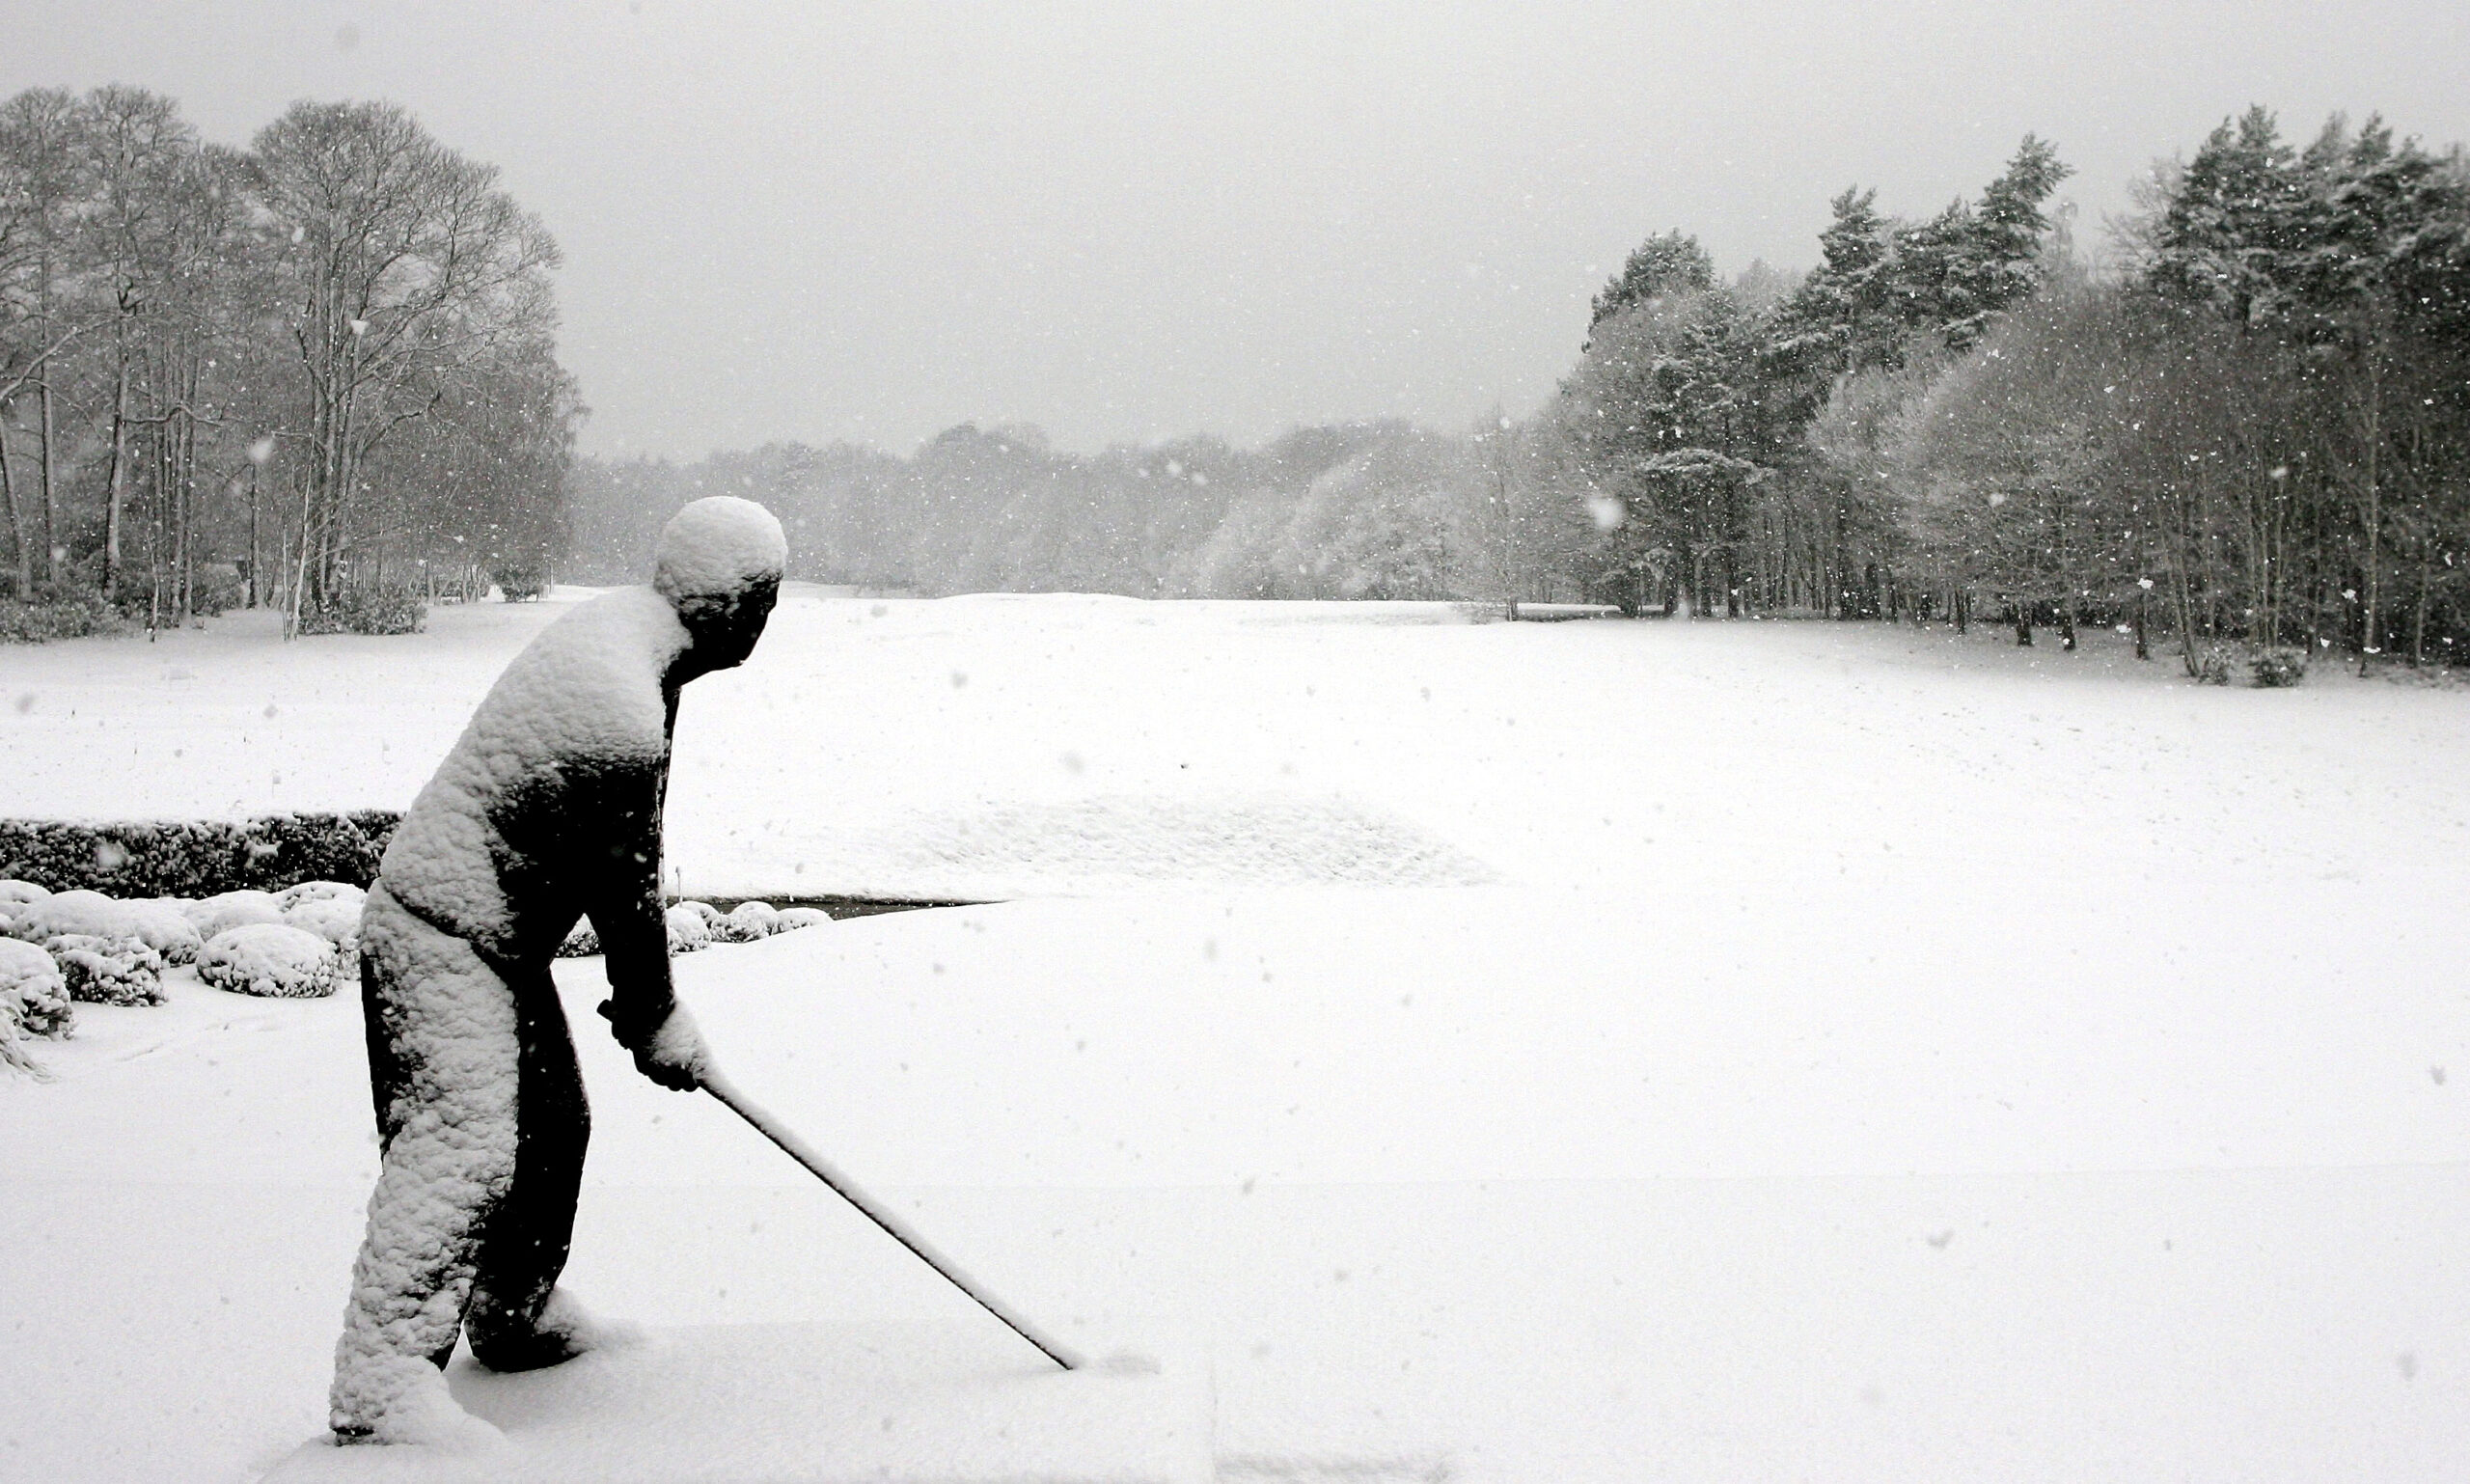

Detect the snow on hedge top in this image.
[651,496,785,602]
[379,587,688,942]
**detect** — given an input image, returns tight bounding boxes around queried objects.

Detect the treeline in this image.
[0,88,578,636]
[1555,110,2470,673]
[581,104,2470,678]
[569,419,1599,603]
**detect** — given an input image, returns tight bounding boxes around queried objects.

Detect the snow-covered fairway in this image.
[5,589,2470,1481]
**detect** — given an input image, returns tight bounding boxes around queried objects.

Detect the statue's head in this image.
[654,496,785,673]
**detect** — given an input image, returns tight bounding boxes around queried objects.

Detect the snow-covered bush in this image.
[44,934,166,1007]
[298,586,425,636]
[556,919,602,958]
[0,937,73,1039]
[716,900,780,942]
[277,880,366,910]
[2250,646,2309,688]
[771,906,834,934]
[121,899,204,965]
[199,923,344,999]
[9,888,135,943]
[0,590,124,644]
[0,880,48,908]
[2190,644,2237,685]
[282,895,364,950]
[186,890,287,939]
[663,904,713,953]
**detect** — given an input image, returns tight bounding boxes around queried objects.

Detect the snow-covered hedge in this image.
[772,906,833,934]
[0,811,398,897]
[199,923,344,999]
[0,937,73,1039]
[45,934,167,1007]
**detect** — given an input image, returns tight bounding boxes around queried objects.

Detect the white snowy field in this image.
[5,588,2470,1482]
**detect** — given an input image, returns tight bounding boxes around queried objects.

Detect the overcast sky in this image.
[10,2,2468,458]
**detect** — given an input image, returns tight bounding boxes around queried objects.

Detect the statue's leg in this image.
[465,963,598,1372]
[328,884,519,1443]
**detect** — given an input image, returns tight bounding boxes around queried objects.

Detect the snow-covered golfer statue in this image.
[328,496,785,1446]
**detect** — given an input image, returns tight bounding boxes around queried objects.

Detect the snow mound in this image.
[0,879,49,906]
[261,1322,1212,1484]
[123,898,205,965]
[882,794,1497,896]
[663,904,713,954]
[199,923,344,999]
[284,895,365,950]
[43,934,167,1006]
[186,890,288,939]
[0,936,72,1039]
[7,888,135,944]
[651,496,786,601]
[277,881,367,910]
[714,900,779,942]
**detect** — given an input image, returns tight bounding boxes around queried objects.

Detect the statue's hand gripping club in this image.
[600,999,713,1091]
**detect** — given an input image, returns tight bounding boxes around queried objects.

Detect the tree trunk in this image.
[2013,600,2032,646]
[2358,351,2383,675]
[37,371,57,588]
[103,355,130,600]
[0,420,27,596]
[2057,601,2077,652]
[2133,590,2151,661]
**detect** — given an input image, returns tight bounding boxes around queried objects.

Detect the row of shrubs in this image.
[558,897,836,959]
[1,874,835,1076]
[0,591,127,644]
[0,879,364,1074]
[2189,644,2314,688]
[0,812,401,897]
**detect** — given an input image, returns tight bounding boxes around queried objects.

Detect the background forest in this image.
[11,89,2469,675]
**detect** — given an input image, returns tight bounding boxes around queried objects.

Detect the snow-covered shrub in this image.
[0,880,48,908]
[0,1015,41,1077]
[556,919,602,958]
[2250,646,2309,688]
[186,889,287,939]
[277,880,365,910]
[283,895,364,950]
[298,587,425,636]
[0,811,396,897]
[2190,644,2237,685]
[492,563,549,601]
[9,888,136,943]
[199,923,344,999]
[0,590,124,644]
[716,900,780,942]
[121,899,204,965]
[771,906,834,934]
[663,904,713,953]
[44,934,166,1007]
[0,937,73,1039]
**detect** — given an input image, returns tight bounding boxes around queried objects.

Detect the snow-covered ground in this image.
[5,588,2469,1481]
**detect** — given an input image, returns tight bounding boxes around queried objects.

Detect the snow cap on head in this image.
[653,496,786,602]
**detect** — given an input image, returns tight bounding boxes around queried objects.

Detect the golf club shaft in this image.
[700,1068,1083,1371]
